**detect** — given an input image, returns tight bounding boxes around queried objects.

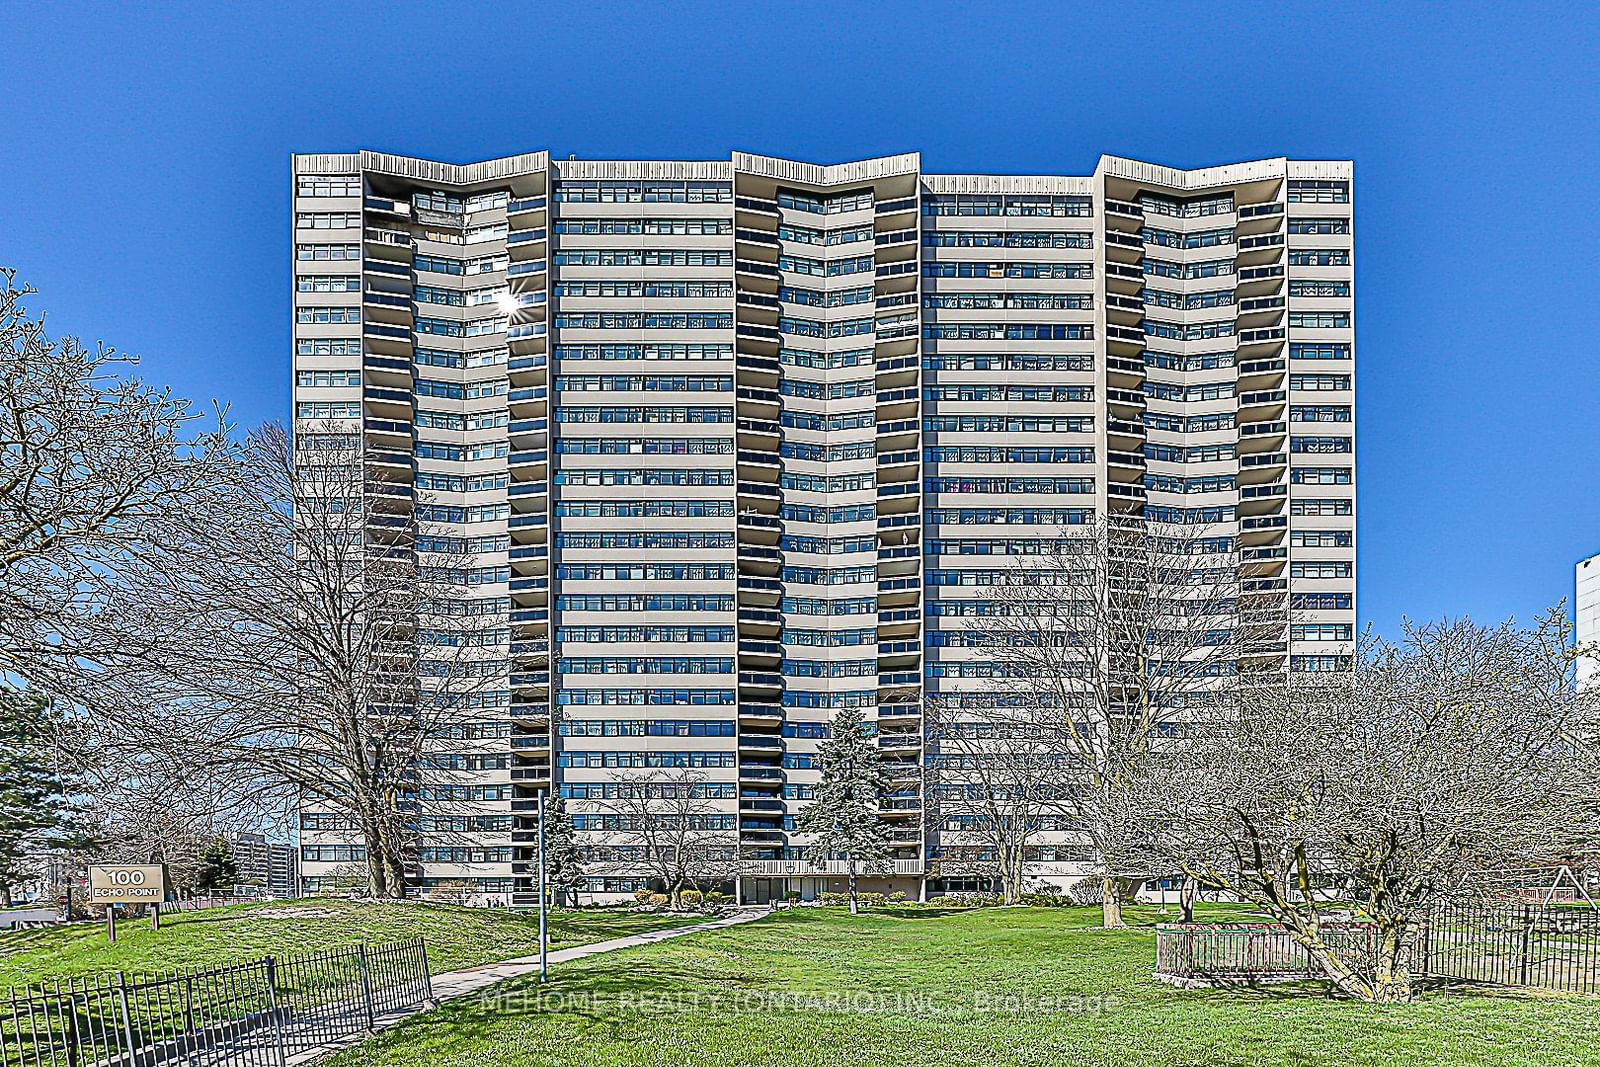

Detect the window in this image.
[1288,249,1350,266]
[777,188,873,213]
[1291,435,1352,454]
[297,176,360,197]
[296,244,361,261]
[1288,217,1351,234]
[296,212,361,229]
[554,249,734,267]
[1141,226,1234,249]
[1292,592,1353,609]
[297,275,360,292]
[556,343,732,362]
[923,323,1093,341]
[415,190,464,213]
[1292,531,1353,548]
[1289,280,1351,298]
[1290,374,1351,391]
[922,261,1092,279]
[1291,404,1351,423]
[554,313,733,331]
[554,180,732,203]
[1290,466,1352,485]
[560,656,734,675]
[297,338,361,356]
[296,370,360,387]
[556,624,734,642]
[415,253,464,275]
[1292,655,1353,672]
[1289,311,1350,329]
[296,307,359,324]
[1139,193,1234,217]
[557,717,737,734]
[1287,180,1349,203]
[1291,561,1353,579]
[923,230,1092,249]
[302,845,366,863]
[555,217,731,236]
[1290,342,1351,360]
[1144,258,1234,280]
[923,193,1092,217]
[556,594,734,612]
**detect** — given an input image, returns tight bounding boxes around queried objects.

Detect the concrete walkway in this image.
[430,906,770,999]
[287,907,772,1065]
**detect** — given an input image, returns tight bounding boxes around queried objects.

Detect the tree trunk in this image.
[384,850,408,899]
[0,883,11,907]
[1101,876,1125,928]
[848,866,859,915]
[1370,920,1415,1003]
[1003,856,1022,905]
[1278,916,1413,1003]
[1180,877,1195,923]
[362,822,389,898]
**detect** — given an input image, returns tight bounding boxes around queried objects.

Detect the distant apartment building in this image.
[291,149,1356,904]
[230,833,298,897]
[1579,553,1600,689]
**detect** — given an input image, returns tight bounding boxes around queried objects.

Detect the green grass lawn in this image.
[327,904,1600,1067]
[0,898,702,987]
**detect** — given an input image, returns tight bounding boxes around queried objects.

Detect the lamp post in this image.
[538,788,548,983]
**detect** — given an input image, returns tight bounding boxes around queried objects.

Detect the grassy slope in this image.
[0,899,701,986]
[331,905,1600,1067]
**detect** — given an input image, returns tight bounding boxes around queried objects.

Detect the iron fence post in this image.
[265,958,288,1067]
[114,973,136,1067]
[1518,904,1532,986]
[8,986,20,1067]
[357,945,376,1031]
[65,989,81,1067]
[419,940,434,1004]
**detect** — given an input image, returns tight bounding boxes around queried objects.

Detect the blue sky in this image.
[4,1,1597,634]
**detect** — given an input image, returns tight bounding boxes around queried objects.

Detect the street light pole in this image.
[538,788,548,983]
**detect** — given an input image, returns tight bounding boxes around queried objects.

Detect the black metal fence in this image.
[0,939,431,1067]
[1154,921,1377,985]
[1424,902,1600,994]
[1155,904,1600,994]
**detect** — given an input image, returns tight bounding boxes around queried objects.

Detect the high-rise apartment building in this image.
[1579,553,1600,690]
[291,150,1355,904]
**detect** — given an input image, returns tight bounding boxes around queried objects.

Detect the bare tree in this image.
[94,423,504,898]
[926,699,1065,904]
[1133,612,1599,1002]
[591,768,739,907]
[0,268,236,694]
[966,517,1277,926]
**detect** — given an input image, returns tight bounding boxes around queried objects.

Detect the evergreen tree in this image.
[0,692,84,907]
[796,707,891,914]
[192,837,239,894]
[542,791,586,908]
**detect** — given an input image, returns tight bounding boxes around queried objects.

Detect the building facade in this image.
[291,150,1356,904]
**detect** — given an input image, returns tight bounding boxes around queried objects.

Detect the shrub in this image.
[784,890,802,903]
[633,889,655,907]
[857,892,886,908]
[926,893,1002,908]
[888,890,908,903]
[645,892,670,909]
[818,891,849,906]
[1021,891,1070,907]
[678,889,704,908]
[702,891,731,906]
[1067,878,1105,906]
